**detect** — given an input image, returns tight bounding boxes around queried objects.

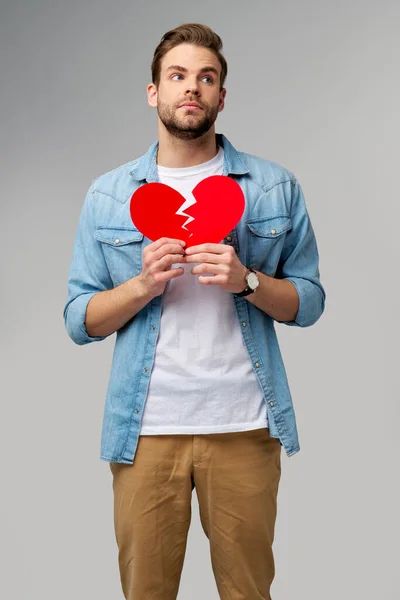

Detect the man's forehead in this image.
[161,45,220,73]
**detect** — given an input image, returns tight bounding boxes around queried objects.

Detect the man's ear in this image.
[147,83,158,108]
[218,88,227,112]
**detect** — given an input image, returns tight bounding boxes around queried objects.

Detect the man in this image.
[63,22,326,600]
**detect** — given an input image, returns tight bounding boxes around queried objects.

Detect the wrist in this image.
[237,265,248,293]
[132,275,154,302]
[233,266,260,297]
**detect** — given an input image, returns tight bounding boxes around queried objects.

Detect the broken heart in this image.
[129,175,245,248]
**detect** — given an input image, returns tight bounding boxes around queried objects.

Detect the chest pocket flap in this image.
[94,227,144,246]
[246,215,292,238]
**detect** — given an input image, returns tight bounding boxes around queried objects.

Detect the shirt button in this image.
[226,236,232,242]
[115,238,120,244]
[242,322,246,327]
[270,230,276,235]
[269,401,274,407]
[144,367,148,372]
[151,325,155,330]
[255,362,260,367]
[135,408,139,413]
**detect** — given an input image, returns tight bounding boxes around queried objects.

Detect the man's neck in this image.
[156,128,218,168]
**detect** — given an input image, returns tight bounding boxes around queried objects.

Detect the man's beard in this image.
[157,99,219,141]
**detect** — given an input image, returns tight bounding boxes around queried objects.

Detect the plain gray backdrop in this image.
[1,1,399,598]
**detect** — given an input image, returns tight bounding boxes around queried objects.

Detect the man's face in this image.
[148,43,226,140]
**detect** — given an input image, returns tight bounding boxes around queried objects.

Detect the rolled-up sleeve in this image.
[276,177,326,327]
[63,181,113,345]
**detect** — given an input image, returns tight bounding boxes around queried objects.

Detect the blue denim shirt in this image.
[63,133,326,463]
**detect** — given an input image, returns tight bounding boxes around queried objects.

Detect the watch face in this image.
[247,272,259,289]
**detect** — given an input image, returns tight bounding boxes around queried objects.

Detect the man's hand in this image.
[184,243,248,294]
[137,237,187,298]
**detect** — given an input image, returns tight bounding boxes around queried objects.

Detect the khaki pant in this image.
[109,427,282,599]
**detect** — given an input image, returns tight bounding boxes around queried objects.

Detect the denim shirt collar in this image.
[129,133,250,182]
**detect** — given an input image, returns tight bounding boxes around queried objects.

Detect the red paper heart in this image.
[129,175,245,248]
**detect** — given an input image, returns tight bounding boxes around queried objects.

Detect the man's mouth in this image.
[179,102,203,110]
[180,105,202,111]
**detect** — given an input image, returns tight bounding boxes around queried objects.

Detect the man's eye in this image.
[171,74,214,83]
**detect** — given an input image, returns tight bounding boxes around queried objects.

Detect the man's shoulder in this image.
[88,153,145,201]
[238,149,297,190]
[92,157,141,182]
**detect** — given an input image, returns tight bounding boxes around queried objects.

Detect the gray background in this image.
[1,1,399,598]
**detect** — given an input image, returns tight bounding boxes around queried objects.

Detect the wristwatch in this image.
[233,267,260,297]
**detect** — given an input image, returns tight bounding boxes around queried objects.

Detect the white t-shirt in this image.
[140,145,268,434]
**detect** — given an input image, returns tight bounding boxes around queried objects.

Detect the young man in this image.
[64,23,326,600]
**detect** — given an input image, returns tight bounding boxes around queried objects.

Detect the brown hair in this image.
[151,23,228,91]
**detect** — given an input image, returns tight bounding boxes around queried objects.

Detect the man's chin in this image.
[171,130,208,141]
[167,123,211,140]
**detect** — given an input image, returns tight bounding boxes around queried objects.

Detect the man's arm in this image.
[63,182,191,342]
[63,181,152,344]
[84,276,153,338]
[64,180,156,345]
[245,272,299,322]
[247,177,325,327]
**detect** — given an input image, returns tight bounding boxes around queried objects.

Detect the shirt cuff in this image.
[65,292,108,345]
[279,277,323,327]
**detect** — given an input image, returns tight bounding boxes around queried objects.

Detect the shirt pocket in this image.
[93,226,144,286]
[245,215,292,274]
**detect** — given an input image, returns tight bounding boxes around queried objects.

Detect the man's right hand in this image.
[137,237,187,298]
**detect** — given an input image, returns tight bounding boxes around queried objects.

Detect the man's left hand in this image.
[184,243,247,294]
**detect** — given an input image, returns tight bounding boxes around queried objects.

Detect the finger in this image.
[152,237,186,251]
[198,275,223,285]
[192,264,228,275]
[163,267,185,280]
[153,243,186,260]
[185,243,226,255]
[151,267,184,282]
[156,254,186,271]
[186,252,225,264]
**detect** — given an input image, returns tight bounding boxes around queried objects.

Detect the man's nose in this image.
[185,81,200,95]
